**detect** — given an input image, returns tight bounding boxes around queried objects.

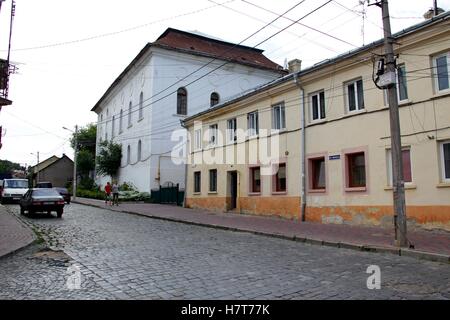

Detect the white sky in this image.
[0,0,448,167]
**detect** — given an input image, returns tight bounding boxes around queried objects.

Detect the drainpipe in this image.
[180,120,189,208]
[294,73,306,222]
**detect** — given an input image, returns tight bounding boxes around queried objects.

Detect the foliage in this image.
[76,188,105,200]
[0,159,25,175]
[119,182,137,192]
[76,188,150,202]
[79,177,97,191]
[70,123,97,154]
[77,149,95,176]
[96,140,122,179]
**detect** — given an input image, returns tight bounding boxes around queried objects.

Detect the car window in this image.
[4,180,28,188]
[32,189,61,197]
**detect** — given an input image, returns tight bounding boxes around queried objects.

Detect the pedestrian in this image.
[104,182,112,205]
[112,181,119,206]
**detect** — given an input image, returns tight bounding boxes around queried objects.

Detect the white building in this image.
[92,28,285,192]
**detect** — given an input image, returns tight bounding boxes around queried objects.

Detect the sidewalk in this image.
[0,205,35,259]
[73,198,450,263]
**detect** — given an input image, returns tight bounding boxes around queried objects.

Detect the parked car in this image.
[54,187,71,204]
[36,181,53,188]
[19,188,65,218]
[1,179,29,204]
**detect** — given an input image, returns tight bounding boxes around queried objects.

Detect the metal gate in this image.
[151,182,184,206]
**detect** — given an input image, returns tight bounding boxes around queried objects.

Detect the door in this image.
[229,171,238,210]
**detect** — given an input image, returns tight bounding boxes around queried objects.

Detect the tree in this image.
[0,159,24,175]
[96,140,122,180]
[70,123,97,154]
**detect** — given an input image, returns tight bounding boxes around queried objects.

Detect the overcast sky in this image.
[0,0,448,167]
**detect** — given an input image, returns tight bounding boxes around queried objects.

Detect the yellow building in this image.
[182,13,450,231]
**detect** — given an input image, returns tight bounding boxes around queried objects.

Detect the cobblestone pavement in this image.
[0,203,449,300]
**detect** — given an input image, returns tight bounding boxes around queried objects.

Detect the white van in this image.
[1,179,29,204]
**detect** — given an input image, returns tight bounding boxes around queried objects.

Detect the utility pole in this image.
[434,0,438,16]
[375,0,408,247]
[73,125,78,200]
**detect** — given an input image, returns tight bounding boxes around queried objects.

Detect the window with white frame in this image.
[227,118,237,142]
[127,145,131,164]
[386,148,412,186]
[272,103,286,130]
[209,124,218,146]
[345,79,364,112]
[440,140,450,182]
[247,111,259,137]
[433,52,450,93]
[310,91,326,121]
[194,129,202,150]
[111,116,115,137]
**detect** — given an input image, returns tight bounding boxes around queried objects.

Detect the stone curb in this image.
[73,200,450,264]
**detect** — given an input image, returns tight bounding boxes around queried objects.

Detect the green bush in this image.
[76,189,105,200]
[119,182,136,192]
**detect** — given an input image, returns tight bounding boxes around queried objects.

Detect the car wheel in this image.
[57,209,63,218]
[20,206,25,215]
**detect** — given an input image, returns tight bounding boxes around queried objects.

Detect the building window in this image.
[272,103,286,130]
[210,92,219,107]
[433,52,450,92]
[111,116,115,137]
[194,129,202,150]
[247,111,259,137]
[310,91,326,121]
[345,79,364,112]
[128,101,132,127]
[345,152,366,189]
[397,64,408,101]
[194,171,201,193]
[119,109,123,133]
[274,163,287,193]
[440,140,450,182]
[249,166,261,193]
[139,92,144,119]
[309,157,326,190]
[177,87,187,115]
[137,140,142,161]
[209,124,218,146]
[386,148,412,185]
[209,169,217,192]
[227,118,237,143]
[127,145,131,164]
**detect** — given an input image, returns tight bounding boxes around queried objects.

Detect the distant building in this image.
[92,28,286,192]
[30,154,74,187]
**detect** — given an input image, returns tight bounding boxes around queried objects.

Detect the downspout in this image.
[294,73,306,222]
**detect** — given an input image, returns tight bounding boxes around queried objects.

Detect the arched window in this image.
[128,101,132,126]
[210,92,219,107]
[139,92,144,119]
[119,109,123,133]
[127,145,131,164]
[137,140,142,161]
[177,87,187,115]
[111,115,115,137]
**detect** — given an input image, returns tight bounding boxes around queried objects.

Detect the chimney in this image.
[423,7,444,19]
[288,59,302,73]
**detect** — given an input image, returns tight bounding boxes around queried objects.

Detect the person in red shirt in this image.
[104,182,112,205]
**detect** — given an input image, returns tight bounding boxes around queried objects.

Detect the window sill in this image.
[436,182,450,188]
[248,134,259,141]
[346,109,366,115]
[310,118,327,125]
[271,128,287,135]
[137,117,144,122]
[384,184,417,191]
[308,189,326,194]
[398,99,410,106]
[272,191,287,195]
[208,191,218,195]
[127,124,132,129]
[345,186,367,192]
[173,114,188,118]
[248,192,261,196]
[193,192,202,195]
[433,89,450,97]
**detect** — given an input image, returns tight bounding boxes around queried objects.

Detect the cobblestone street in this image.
[0,203,449,300]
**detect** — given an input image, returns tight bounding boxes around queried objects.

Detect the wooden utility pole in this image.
[434,0,438,16]
[73,125,78,200]
[378,0,408,247]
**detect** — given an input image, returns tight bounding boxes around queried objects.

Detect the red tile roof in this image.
[154,28,285,73]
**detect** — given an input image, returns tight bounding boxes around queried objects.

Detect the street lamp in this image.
[63,125,78,200]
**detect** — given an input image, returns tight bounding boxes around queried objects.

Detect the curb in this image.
[0,206,37,260]
[73,200,450,264]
